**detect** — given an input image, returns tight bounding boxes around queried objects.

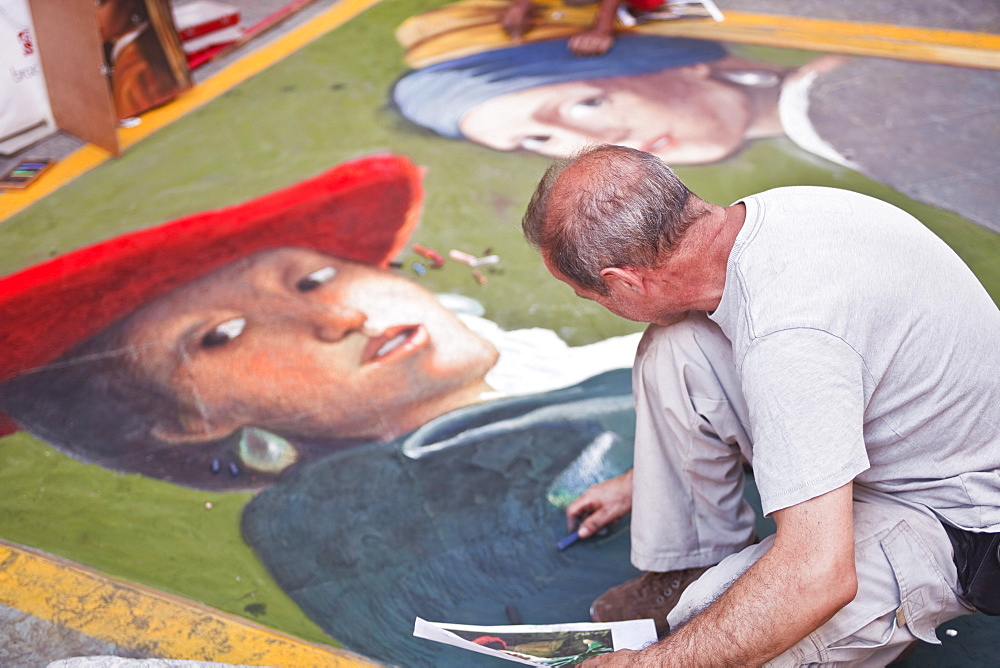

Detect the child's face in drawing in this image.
[120,248,498,443]
[459,66,751,165]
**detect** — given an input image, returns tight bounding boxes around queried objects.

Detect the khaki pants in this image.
[629,313,973,665]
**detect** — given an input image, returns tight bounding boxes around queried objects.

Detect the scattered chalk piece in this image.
[469,254,499,267]
[556,530,581,551]
[412,243,445,268]
[449,249,477,265]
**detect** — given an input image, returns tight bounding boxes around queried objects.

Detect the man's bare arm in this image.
[584,482,858,666]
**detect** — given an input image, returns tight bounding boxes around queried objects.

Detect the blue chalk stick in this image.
[556,530,581,551]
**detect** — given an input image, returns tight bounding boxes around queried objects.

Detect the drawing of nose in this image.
[559,112,634,149]
[309,304,367,342]
[536,125,624,159]
[524,126,590,159]
[571,124,628,146]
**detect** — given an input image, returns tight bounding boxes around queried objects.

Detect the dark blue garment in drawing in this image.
[242,369,641,667]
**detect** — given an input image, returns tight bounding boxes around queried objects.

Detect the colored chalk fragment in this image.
[556,530,581,551]
[412,243,445,268]
[449,249,477,265]
[412,262,427,276]
[469,254,499,267]
[472,269,487,285]
[505,604,522,625]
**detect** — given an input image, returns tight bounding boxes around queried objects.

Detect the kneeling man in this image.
[523,145,1000,666]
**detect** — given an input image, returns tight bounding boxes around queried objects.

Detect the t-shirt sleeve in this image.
[740,328,870,515]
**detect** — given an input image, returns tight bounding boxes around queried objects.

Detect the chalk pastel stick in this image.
[556,530,581,551]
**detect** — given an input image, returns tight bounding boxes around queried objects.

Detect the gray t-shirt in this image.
[709,186,1000,531]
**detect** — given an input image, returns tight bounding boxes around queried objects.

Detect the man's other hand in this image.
[567,469,634,538]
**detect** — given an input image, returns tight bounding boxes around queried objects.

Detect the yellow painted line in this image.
[0,0,383,223]
[638,11,1000,69]
[0,540,380,666]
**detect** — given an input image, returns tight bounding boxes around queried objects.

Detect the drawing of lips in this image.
[362,324,427,364]
[643,133,674,154]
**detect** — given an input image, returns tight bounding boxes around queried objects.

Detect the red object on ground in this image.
[173,0,240,41]
[192,0,321,69]
[173,0,242,69]
[626,0,667,10]
[412,243,445,268]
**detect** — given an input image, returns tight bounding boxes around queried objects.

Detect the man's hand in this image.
[581,648,639,666]
[567,469,633,538]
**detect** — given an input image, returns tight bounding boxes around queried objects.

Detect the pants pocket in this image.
[796,520,960,666]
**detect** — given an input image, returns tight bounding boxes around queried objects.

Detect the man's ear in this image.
[599,266,647,294]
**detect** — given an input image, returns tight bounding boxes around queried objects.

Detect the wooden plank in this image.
[27,0,120,155]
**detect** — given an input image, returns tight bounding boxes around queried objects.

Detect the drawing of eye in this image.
[296,266,337,292]
[568,96,605,119]
[202,317,246,347]
[521,135,551,151]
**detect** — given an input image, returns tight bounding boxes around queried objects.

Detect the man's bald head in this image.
[522,145,701,295]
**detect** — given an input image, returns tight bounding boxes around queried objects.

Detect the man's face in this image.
[542,253,649,323]
[120,248,498,442]
[459,65,751,166]
[542,252,691,327]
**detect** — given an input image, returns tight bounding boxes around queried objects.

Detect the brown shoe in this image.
[590,566,711,637]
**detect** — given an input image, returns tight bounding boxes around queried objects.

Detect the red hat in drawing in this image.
[0,153,423,433]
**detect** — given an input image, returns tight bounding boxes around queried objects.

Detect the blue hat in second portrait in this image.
[393,34,726,139]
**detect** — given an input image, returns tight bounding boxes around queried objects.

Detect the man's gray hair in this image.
[522,145,700,294]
